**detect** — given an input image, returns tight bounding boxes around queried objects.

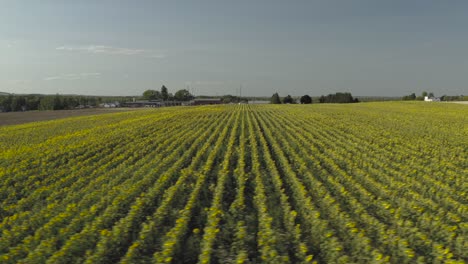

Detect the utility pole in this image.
[239,84,242,102]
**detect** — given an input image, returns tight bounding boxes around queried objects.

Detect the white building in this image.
[424,96,440,102]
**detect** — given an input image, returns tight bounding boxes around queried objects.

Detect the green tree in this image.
[402,93,417,101]
[300,95,312,104]
[271,93,281,104]
[39,96,54,110]
[174,89,193,101]
[143,90,161,100]
[319,95,326,103]
[282,95,295,104]
[11,96,26,111]
[318,92,356,103]
[2,95,13,112]
[53,94,64,110]
[26,96,40,110]
[161,85,169,101]
[422,91,428,97]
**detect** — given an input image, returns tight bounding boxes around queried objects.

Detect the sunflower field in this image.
[0,102,466,263]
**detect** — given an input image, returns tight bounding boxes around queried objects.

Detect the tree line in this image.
[0,94,131,112]
[0,84,242,113]
[402,91,467,101]
[142,85,194,101]
[143,86,248,103]
[271,92,358,104]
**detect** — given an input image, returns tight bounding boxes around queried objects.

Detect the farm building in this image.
[122,100,183,108]
[424,96,441,102]
[122,100,162,108]
[191,98,222,105]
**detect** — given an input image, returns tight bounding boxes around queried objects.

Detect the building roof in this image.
[192,98,221,101]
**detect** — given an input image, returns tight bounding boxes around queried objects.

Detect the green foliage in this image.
[440,95,468,101]
[0,103,466,263]
[142,89,161,100]
[1,95,13,112]
[220,95,246,103]
[0,94,131,112]
[300,95,312,104]
[174,89,194,101]
[402,93,416,101]
[319,92,357,103]
[161,85,169,101]
[39,96,55,110]
[270,93,281,104]
[282,95,295,104]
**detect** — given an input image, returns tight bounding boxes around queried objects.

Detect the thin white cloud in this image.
[186,81,229,86]
[149,54,166,59]
[9,79,30,85]
[56,45,165,58]
[43,72,101,81]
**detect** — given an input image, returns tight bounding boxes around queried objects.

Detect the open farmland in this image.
[0,102,466,263]
[0,108,138,127]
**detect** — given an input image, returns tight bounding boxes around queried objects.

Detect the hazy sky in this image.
[1,1,468,97]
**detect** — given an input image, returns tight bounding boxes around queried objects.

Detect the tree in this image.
[428,92,434,98]
[221,95,244,103]
[143,90,161,100]
[26,96,40,110]
[161,85,169,101]
[174,89,193,101]
[319,95,326,103]
[271,93,281,104]
[39,96,54,110]
[422,91,428,97]
[300,95,312,104]
[53,94,64,110]
[11,96,26,111]
[283,95,295,104]
[318,92,356,103]
[2,95,13,112]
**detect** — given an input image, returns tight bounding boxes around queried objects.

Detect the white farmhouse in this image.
[424,96,440,102]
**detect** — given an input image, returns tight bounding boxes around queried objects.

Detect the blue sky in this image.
[1,0,468,97]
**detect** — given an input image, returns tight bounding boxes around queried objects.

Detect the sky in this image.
[1,0,468,97]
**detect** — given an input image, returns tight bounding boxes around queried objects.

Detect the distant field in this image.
[0,108,138,126]
[0,102,466,263]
